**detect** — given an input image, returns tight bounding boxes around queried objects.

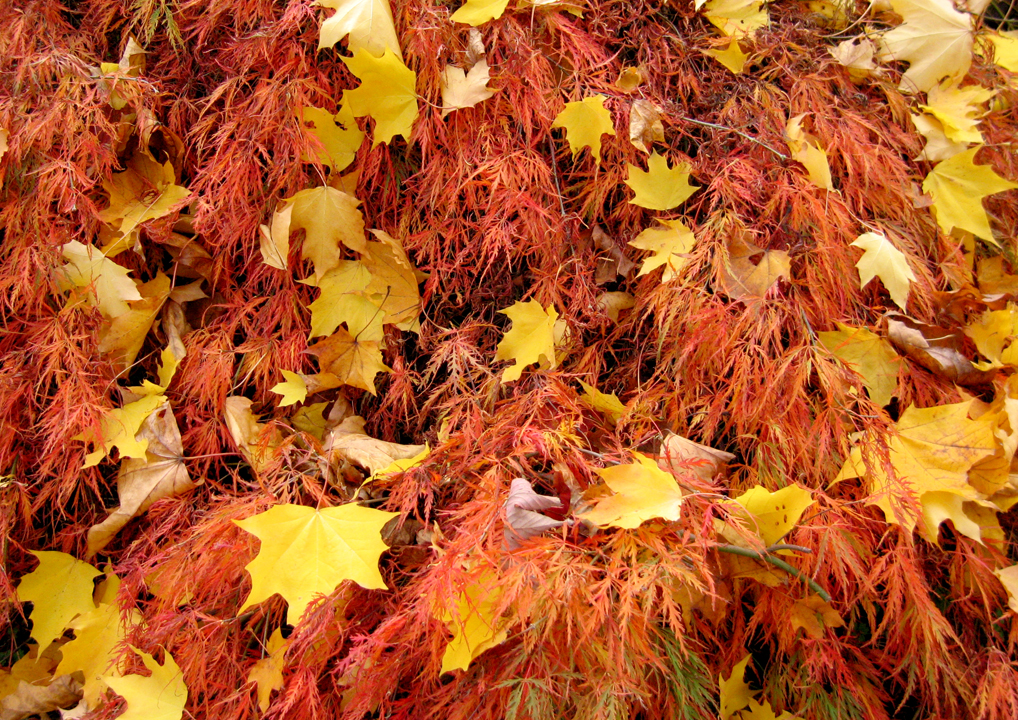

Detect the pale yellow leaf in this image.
[850,232,916,310]
[441,59,496,117]
[315,0,401,59]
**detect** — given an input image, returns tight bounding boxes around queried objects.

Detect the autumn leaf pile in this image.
[2,0,1018,716]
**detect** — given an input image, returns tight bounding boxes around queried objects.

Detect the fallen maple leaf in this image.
[629,99,664,154]
[86,402,197,556]
[989,31,1018,72]
[577,380,626,423]
[494,300,559,383]
[102,648,187,720]
[54,575,142,708]
[0,675,82,720]
[995,564,1018,612]
[911,112,968,162]
[234,502,398,623]
[885,313,991,386]
[270,370,309,407]
[719,234,790,300]
[727,484,814,547]
[595,291,635,322]
[223,397,281,473]
[615,66,645,92]
[315,0,401,59]
[308,327,390,394]
[450,0,509,25]
[789,594,844,639]
[97,151,191,240]
[580,453,684,529]
[964,304,1018,369]
[361,233,424,331]
[284,185,366,282]
[324,415,426,475]
[785,113,833,190]
[57,241,141,319]
[440,568,509,673]
[629,219,696,282]
[551,95,615,164]
[96,273,172,373]
[719,655,753,720]
[830,37,881,80]
[297,104,365,172]
[876,0,973,93]
[850,232,915,310]
[247,628,289,713]
[625,153,699,210]
[741,697,797,720]
[77,393,166,468]
[703,0,769,37]
[835,400,997,533]
[15,552,102,647]
[922,148,1018,244]
[704,38,748,74]
[307,260,375,338]
[441,59,496,117]
[817,322,902,407]
[342,49,418,146]
[920,81,994,144]
[504,478,563,549]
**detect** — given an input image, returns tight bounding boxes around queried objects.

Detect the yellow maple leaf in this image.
[361,232,424,332]
[920,81,994,144]
[922,148,1018,244]
[494,300,559,383]
[16,552,102,647]
[964,304,1018,369]
[551,95,616,165]
[315,0,401,59]
[97,272,172,373]
[342,49,418,146]
[625,153,699,210]
[76,393,167,468]
[789,594,844,639]
[297,104,365,172]
[440,568,509,673]
[87,402,197,556]
[784,113,833,190]
[830,37,881,81]
[223,396,282,473]
[995,564,1018,612]
[293,402,330,440]
[307,260,375,338]
[719,235,790,300]
[850,232,916,310]
[103,648,188,720]
[97,152,191,239]
[285,185,366,282]
[247,628,290,712]
[703,0,769,37]
[577,380,626,423]
[57,241,142,319]
[629,219,696,282]
[727,484,814,547]
[989,31,1018,72]
[910,112,968,162]
[817,322,901,407]
[719,654,753,720]
[741,697,798,720]
[580,453,684,529]
[55,575,143,708]
[835,401,997,533]
[876,0,972,93]
[234,503,398,624]
[270,370,309,407]
[704,38,748,74]
[441,59,496,117]
[450,0,509,25]
[308,327,390,395]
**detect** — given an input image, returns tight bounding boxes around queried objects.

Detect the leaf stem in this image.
[717,544,831,602]
[676,115,789,160]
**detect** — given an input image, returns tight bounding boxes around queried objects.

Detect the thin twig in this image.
[677,115,789,160]
[717,544,832,601]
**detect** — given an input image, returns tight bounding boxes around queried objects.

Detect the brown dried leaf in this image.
[592,225,636,282]
[718,235,790,300]
[0,675,82,720]
[629,99,664,154]
[87,402,198,555]
[324,416,426,476]
[659,432,734,484]
[223,397,280,473]
[885,313,993,386]
[504,478,563,549]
